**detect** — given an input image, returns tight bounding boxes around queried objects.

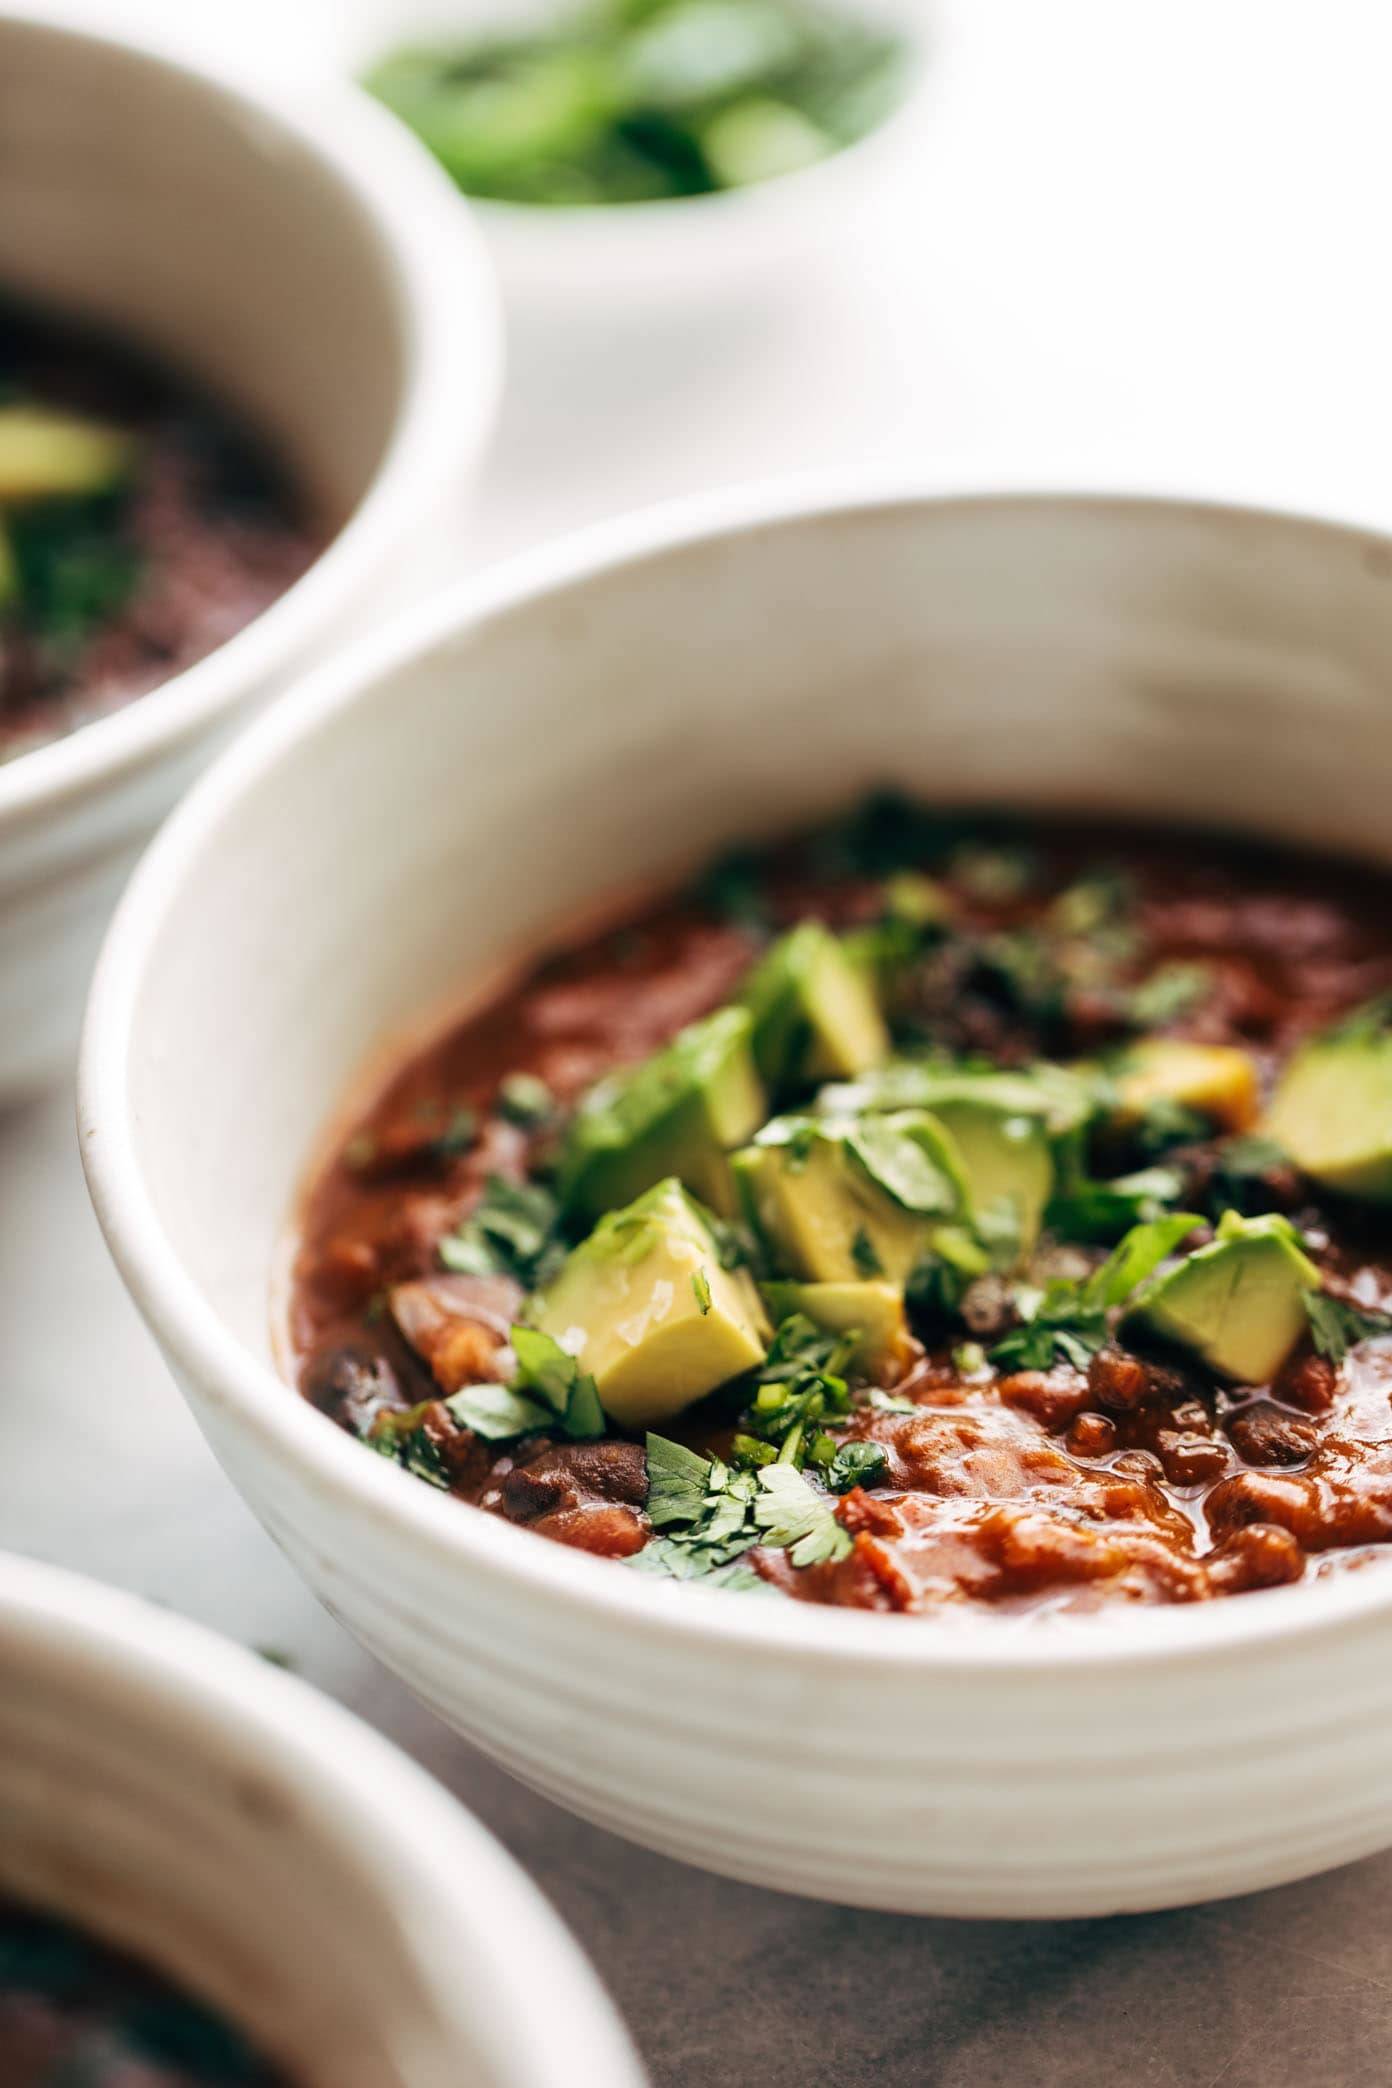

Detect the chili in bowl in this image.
[80,484,1392,1916]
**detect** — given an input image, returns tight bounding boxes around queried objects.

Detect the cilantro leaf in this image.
[1305,1292,1392,1365]
[1126,962,1212,1028]
[824,1440,887,1492]
[368,1402,451,1488]
[445,1381,552,1441]
[990,1212,1202,1372]
[645,1433,716,1530]
[496,1072,555,1127]
[439,1174,561,1286]
[511,1325,604,1439]
[754,1464,852,1565]
[1045,1166,1186,1244]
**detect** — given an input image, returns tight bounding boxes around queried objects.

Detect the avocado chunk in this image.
[531,1178,770,1427]
[760,1279,911,1379]
[1114,1037,1260,1135]
[0,404,135,504]
[913,1094,1053,1263]
[558,1005,764,1222]
[739,921,889,1091]
[1121,1210,1320,1384]
[1265,1003,1392,1200]
[732,1111,968,1286]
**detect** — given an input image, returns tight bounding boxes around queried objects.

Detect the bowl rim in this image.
[0,5,504,836]
[0,1548,645,2088]
[78,473,1392,1678]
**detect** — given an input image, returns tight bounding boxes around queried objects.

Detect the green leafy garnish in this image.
[692,1266,713,1315]
[753,1462,852,1564]
[445,1381,552,1440]
[733,1312,854,1468]
[1045,1166,1186,1243]
[497,1072,556,1127]
[1126,962,1212,1028]
[511,1325,605,1438]
[1304,1292,1392,1365]
[850,1225,883,1276]
[368,1402,452,1488]
[990,1211,1202,1372]
[439,1174,562,1286]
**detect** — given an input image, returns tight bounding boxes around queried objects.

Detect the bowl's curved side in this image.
[0,11,503,1096]
[0,1553,645,2087]
[80,483,1392,1916]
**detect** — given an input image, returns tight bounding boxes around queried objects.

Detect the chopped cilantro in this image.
[733,1313,854,1468]
[511,1325,604,1438]
[990,1211,1202,1372]
[753,1463,851,1564]
[698,847,771,931]
[439,1174,562,1286]
[369,1402,452,1488]
[497,1072,555,1127]
[445,1380,552,1440]
[1205,1135,1292,1217]
[1126,962,1212,1028]
[851,1226,883,1277]
[1046,1165,1186,1243]
[823,1439,888,1492]
[1305,1292,1392,1365]
[1129,1095,1211,1160]
[952,1340,988,1377]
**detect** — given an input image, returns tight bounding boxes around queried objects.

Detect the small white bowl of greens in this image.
[347,0,931,302]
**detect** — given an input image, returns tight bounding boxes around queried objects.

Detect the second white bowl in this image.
[0,7,502,1097]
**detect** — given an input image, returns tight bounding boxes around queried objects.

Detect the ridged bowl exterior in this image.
[82,487,1392,1918]
[0,1554,645,2085]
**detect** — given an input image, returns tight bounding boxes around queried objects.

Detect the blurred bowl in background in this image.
[80,479,1392,1918]
[338,0,934,310]
[0,7,502,1099]
[0,1550,645,2088]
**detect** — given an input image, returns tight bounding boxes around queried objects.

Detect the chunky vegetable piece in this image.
[733,1112,967,1284]
[1114,1037,1261,1135]
[1123,1212,1321,1384]
[293,802,1392,1612]
[1265,998,1392,1199]
[559,1005,764,1221]
[533,1177,770,1425]
[740,920,889,1090]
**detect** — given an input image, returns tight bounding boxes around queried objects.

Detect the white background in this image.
[7,3,1392,2081]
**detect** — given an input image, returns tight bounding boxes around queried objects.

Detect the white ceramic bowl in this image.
[80,484,1392,1919]
[0,1550,644,2087]
[0,7,502,1098]
[336,0,934,309]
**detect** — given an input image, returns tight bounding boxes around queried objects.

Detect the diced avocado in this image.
[760,1279,911,1379]
[921,1095,1053,1262]
[1121,1210,1320,1384]
[558,1006,764,1222]
[1114,1038,1260,1135]
[0,404,135,504]
[532,1178,770,1427]
[1265,1005,1392,1200]
[740,921,889,1091]
[732,1111,967,1286]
